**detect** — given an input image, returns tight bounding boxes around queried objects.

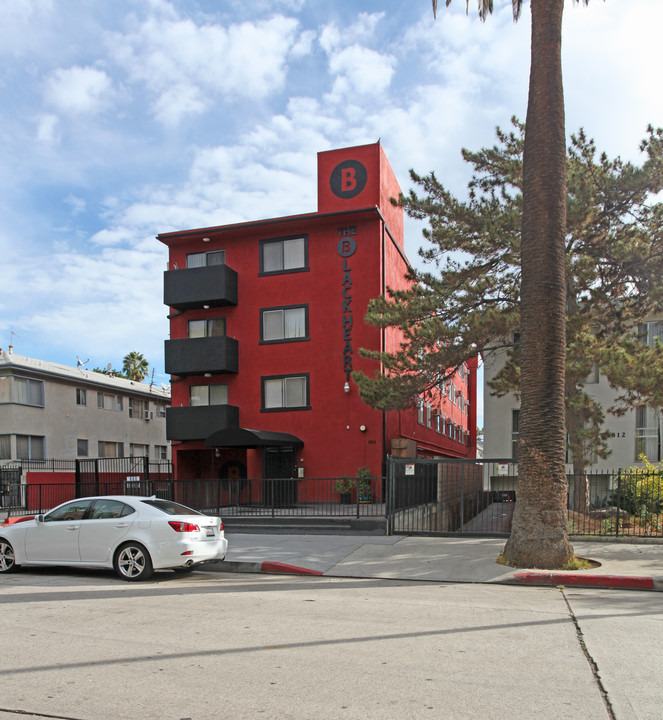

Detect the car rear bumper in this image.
[152,536,228,569]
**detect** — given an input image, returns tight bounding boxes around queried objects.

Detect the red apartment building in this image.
[158,143,477,492]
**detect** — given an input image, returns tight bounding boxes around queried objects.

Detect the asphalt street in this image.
[1,559,661,720]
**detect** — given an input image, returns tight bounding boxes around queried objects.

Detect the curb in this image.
[510,572,663,591]
[212,560,322,576]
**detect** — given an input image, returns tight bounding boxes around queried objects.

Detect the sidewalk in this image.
[206,532,663,591]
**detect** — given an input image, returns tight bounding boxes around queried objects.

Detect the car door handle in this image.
[113,523,129,528]
[66,525,79,531]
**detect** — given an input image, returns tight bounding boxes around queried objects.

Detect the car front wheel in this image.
[114,542,153,581]
[0,538,18,573]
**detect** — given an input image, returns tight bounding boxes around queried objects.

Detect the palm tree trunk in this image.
[503,0,574,568]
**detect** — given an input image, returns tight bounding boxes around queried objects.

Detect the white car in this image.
[0,495,228,581]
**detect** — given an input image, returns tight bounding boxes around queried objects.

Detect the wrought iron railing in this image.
[2,462,661,538]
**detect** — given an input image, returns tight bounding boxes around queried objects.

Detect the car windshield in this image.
[140,499,203,516]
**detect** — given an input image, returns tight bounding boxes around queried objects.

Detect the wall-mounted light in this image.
[204,373,212,378]
[203,304,210,309]
[359,425,366,432]
[344,381,350,393]
[202,237,211,243]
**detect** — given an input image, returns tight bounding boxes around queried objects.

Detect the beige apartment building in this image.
[483,321,663,500]
[0,349,170,463]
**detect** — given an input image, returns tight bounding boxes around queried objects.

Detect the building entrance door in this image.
[263,447,298,507]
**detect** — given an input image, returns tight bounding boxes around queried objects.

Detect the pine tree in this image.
[355,120,663,551]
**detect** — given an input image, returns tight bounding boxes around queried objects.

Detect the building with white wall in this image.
[0,349,170,462]
[483,322,663,500]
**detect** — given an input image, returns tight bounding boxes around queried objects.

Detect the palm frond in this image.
[433,0,525,22]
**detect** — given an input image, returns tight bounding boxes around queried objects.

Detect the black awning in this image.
[204,427,304,449]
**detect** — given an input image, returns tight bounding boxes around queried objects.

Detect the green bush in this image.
[356,466,373,500]
[334,476,355,494]
[612,455,663,526]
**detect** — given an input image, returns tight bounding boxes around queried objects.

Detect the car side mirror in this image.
[36,514,44,523]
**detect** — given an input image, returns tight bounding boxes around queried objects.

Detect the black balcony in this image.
[166,404,240,442]
[164,264,238,311]
[165,336,239,377]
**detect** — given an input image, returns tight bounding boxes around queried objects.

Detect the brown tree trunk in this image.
[503,0,574,568]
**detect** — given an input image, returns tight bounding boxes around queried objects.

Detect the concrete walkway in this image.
[206,533,663,591]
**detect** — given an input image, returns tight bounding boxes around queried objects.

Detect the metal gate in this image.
[386,457,517,537]
[75,457,173,497]
[0,466,23,511]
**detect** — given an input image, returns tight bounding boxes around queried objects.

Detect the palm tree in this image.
[433,0,591,567]
[122,351,149,382]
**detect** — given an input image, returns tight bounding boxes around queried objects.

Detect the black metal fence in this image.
[0,472,384,520]
[567,467,663,538]
[2,458,661,539]
[0,457,173,516]
[386,458,663,538]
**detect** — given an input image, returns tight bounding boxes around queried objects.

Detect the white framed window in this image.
[639,322,663,348]
[635,406,662,462]
[154,445,168,460]
[262,374,309,410]
[260,236,307,274]
[188,317,226,338]
[76,388,87,406]
[261,305,308,343]
[190,384,228,406]
[426,402,433,429]
[186,250,226,268]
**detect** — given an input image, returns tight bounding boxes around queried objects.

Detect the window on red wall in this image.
[262,374,309,411]
[190,384,228,406]
[259,236,308,275]
[188,317,226,338]
[417,398,424,425]
[261,305,309,343]
[187,250,225,268]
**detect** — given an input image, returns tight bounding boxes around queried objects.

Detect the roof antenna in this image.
[9,330,20,354]
[76,355,90,370]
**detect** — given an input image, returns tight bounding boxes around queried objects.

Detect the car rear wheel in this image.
[114,542,153,581]
[0,538,18,573]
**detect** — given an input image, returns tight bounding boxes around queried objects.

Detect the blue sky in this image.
[1,0,661,424]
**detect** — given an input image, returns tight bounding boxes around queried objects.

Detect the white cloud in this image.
[65,194,86,216]
[35,113,60,144]
[328,45,396,97]
[0,0,55,56]
[109,14,306,125]
[1,0,660,391]
[43,66,116,115]
[319,12,385,54]
[1,243,169,374]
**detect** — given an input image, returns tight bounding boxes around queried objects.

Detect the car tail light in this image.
[168,521,200,533]
[219,520,224,532]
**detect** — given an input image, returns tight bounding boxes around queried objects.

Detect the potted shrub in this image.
[356,466,373,503]
[334,475,355,504]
